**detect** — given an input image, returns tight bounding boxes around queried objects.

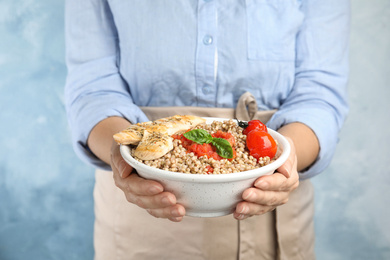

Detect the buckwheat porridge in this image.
[131,119,279,175]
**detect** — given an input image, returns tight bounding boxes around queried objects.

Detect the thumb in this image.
[276,137,296,178]
[111,141,133,178]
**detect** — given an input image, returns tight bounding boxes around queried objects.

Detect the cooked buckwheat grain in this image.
[132,119,277,174]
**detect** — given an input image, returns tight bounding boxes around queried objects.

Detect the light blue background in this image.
[0,1,389,259]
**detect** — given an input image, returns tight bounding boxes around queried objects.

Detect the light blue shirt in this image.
[65,0,350,179]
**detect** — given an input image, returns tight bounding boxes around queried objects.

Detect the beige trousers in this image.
[94,93,316,260]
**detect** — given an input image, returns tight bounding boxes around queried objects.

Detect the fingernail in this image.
[278,163,291,178]
[235,214,245,220]
[243,190,253,200]
[238,204,248,214]
[118,160,127,178]
[285,167,291,177]
[171,207,185,217]
[169,217,183,222]
[162,196,174,205]
[149,185,163,194]
[255,180,268,189]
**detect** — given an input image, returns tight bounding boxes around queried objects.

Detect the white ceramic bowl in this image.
[120,117,290,218]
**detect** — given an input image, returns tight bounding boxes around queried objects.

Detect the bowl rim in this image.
[120,117,291,183]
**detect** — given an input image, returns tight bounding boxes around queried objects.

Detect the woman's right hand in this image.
[110,141,186,222]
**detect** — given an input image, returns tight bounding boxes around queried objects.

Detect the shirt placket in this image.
[195,0,218,107]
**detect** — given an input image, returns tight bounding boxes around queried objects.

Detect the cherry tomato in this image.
[242,120,267,135]
[246,130,277,159]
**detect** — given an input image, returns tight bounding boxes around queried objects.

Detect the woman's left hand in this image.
[233,137,299,220]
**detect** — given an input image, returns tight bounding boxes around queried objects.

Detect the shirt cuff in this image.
[68,94,149,170]
[267,107,339,179]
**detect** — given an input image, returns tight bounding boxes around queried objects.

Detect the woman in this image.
[65,1,349,259]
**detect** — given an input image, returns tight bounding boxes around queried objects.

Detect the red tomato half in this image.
[246,130,277,159]
[242,120,267,135]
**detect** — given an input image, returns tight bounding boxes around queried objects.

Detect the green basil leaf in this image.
[212,138,233,159]
[183,129,213,144]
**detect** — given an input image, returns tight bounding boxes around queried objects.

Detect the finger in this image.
[242,187,290,207]
[146,204,186,221]
[167,216,184,222]
[233,212,250,221]
[254,172,298,192]
[234,201,276,220]
[111,143,133,179]
[277,157,293,178]
[117,159,133,179]
[114,172,164,196]
[124,191,177,209]
[277,137,296,178]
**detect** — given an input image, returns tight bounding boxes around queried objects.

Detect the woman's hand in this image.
[88,117,187,222]
[110,141,186,222]
[233,137,299,220]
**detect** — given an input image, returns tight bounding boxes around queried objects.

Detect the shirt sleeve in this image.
[64,0,148,170]
[267,0,350,179]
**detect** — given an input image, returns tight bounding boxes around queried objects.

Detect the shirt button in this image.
[202,85,212,95]
[203,35,213,45]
